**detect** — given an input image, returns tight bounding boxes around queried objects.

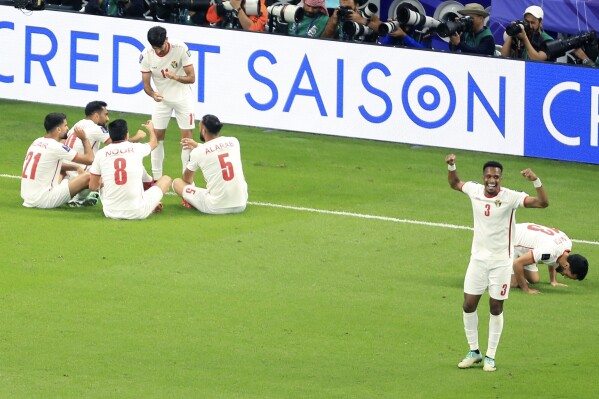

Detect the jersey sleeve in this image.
[532,244,558,265]
[461,181,477,195]
[89,153,101,175]
[181,44,192,66]
[54,142,79,162]
[88,125,110,144]
[186,147,201,172]
[140,49,150,72]
[138,143,152,157]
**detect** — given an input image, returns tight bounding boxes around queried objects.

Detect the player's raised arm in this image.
[142,120,158,151]
[521,168,549,208]
[446,154,463,191]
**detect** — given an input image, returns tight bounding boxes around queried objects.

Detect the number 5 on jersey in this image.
[218,153,234,181]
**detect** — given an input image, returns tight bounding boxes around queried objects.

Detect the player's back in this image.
[514,223,572,263]
[195,136,248,208]
[21,137,76,204]
[92,142,151,212]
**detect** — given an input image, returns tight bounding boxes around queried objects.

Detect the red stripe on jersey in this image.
[522,195,531,207]
[51,160,61,188]
[508,210,515,257]
[65,133,77,148]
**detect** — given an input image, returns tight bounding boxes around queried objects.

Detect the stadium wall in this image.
[1,8,598,164]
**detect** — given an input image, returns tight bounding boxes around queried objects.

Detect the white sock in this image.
[463,311,479,351]
[181,148,191,174]
[151,141,164,180]
[486,313,504,359]
[141,167,153,183]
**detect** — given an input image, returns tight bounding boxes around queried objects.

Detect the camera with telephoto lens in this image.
[150,0,211,21]
[546,31,597,59]
[337,5,352,19]
[378,20,400,35]
[342,20,373,38]
[437,15,472,38]
[216,0,261,16]
[505,19,530,36]
[396,5,440,31]
[361,2,377,18]
[267,3,304,23]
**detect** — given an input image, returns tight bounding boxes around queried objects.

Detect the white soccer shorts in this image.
[463,258,512,300]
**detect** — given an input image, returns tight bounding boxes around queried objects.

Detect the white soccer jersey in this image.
[140,39,193,102]
[64,119,110,170]
[462,181,528,261]
[187,136,248,208]
[21,137,79,205]
[514,223,572,266]
[89,142,151,214]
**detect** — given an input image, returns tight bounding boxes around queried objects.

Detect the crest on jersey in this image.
[139,54,144,64]
[62,145,71,152]
[494,199,502,207]
[186,50,191,57]
[171,61,178,68]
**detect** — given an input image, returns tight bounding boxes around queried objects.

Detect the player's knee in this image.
[157,175,173,193]
[489,300,503,315]
[172,178,184,195]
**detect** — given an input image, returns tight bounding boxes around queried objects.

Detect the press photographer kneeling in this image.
[322,0,378,42]
[206,0,268,31]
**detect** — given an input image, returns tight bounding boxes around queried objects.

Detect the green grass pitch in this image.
[0,99,598,398]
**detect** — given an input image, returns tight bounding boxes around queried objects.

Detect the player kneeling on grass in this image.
[21,112,94,209]
[89,119,171,220]
[173,114,248,214]
[512,222,588,294]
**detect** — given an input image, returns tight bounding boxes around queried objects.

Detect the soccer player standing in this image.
[446,154,548,372]
[140,26,196,180]
[89,119,172,220]
[21,113,94,208]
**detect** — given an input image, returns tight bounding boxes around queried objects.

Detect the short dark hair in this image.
[483,160,503,173]
[107,119,128,141]
[568,254,588,280]
[85,101,107,117]
[202,114,223,135]
[147,26,167,47]
[44,112,67,132]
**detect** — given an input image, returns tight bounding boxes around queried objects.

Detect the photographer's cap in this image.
[457,3,489,17]
[524,5,543,19]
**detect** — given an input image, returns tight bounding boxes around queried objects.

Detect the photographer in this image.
[376,4,433,49]
[288,0,329,38]
[448,3,495,56]
[322,0,378,42]
[500,5,554,61]
[206,0,268,31]
[85,0,144,17]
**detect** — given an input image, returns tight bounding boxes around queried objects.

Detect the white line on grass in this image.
[3,173,598,246]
